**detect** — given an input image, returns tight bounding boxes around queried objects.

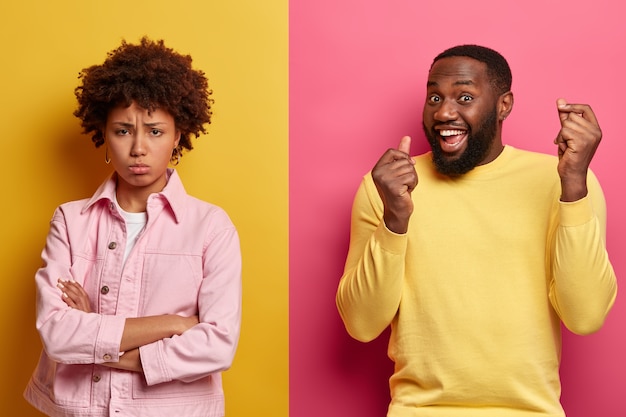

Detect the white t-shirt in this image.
[113,195,147,265]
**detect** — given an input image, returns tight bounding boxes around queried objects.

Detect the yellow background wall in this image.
[0,1,288,415]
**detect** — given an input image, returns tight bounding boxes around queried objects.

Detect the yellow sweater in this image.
[337,146,617,417]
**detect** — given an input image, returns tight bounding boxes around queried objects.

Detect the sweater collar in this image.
[443,145,516,181]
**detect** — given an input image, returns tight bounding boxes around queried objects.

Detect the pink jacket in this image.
[24,169,242,417]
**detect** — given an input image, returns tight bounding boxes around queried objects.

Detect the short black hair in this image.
[431,45,512,95]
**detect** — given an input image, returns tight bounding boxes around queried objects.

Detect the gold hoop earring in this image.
[105,147,111,164]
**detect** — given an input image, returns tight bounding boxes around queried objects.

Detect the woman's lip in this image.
[129,165,149,174]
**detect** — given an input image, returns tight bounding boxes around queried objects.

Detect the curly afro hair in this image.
[74,37,213,161]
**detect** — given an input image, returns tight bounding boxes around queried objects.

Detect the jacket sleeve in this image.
[548,171,618,335]
[35,207,126,364]
[139,210,242,386]
[336,175,407,342]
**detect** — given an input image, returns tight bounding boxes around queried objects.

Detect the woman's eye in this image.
[116,129,129,135]
[151,129,162,136]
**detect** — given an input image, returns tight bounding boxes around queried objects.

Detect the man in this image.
[336,45,617,416]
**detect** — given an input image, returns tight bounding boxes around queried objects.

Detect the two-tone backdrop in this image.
[2,1,623,416]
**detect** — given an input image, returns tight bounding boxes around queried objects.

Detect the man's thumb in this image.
[398,136,411,155]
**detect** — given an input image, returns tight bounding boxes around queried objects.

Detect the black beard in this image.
[423,109,498,177]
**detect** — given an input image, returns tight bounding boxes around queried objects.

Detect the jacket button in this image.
[92,375,101,382]
[101,286,110,295]
[108,242,117,250]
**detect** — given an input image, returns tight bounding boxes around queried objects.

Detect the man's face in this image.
[422,56,502,176]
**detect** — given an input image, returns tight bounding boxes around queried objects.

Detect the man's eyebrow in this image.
[426,79,476,88]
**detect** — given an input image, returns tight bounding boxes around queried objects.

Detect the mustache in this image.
[432,122,469,131]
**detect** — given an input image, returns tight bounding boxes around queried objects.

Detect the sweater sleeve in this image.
[548,172,618,335]
[35,207,126,364]
[140,212,242,386]
[336,175,408,342]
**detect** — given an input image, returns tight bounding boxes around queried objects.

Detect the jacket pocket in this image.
[139,253,202,316]
[132,373,219,399]
[30,357,95,407]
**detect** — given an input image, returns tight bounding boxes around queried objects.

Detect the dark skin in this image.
[555,98,602,202]
[55,105,199,373]
[58,279,198,372]
[372,56,602,234]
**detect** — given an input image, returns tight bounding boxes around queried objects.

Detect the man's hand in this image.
[554,98,602,202]
[371,136,418,234]
[58,279,92,313]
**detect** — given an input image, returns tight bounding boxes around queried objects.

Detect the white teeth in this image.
[439,129,465,137]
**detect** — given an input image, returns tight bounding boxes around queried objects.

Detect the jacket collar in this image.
[81,168,186,223]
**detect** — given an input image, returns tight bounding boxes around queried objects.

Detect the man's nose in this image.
[434,99,458,122]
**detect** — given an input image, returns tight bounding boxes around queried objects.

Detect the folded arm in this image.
[59,279,198,372]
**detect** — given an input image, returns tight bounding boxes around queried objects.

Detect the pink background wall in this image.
[290,1,625,416]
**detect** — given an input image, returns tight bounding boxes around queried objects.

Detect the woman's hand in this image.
[58,279,92,313]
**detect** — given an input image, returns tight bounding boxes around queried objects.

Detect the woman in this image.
[24,37,242,417]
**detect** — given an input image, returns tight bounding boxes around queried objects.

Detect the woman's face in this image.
[104,102,180,205]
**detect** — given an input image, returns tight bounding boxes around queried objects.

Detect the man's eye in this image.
[460,95,473,102]
[429,96,440,103]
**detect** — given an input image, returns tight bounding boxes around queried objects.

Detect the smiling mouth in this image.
[440,129,465,138]
[437,129,467,152]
